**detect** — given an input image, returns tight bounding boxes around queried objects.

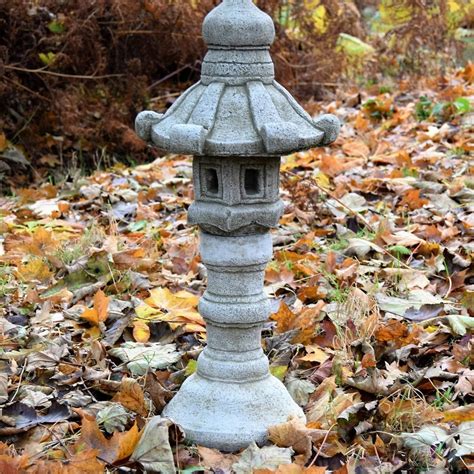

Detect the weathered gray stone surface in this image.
[136,0,341,452]
[164,373,303,451]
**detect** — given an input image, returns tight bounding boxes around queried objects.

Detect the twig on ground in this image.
[4,64,125,80]
[307,423,337,468]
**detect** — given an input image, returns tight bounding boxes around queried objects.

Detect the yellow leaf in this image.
[336,33,375,58]
[185,359,198,376]
[140,287,204,328]
[184,323,207,333]
[300,346,330,364]
[16,258,52,282]
[135,302,161,320]
[379,0,414,30]
[146,287,199,312]
[81,308,100,326]
[443,405,474,423]
[270,365,288,381]
[20,228,60,256]
[314,171,330,189]
[310,2,328,33]
[133,320,150,343]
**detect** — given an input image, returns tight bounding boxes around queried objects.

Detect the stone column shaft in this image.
[198,232,271,383]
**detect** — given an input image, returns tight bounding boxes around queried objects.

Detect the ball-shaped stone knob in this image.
[313,114,341,146]
[203,0,275,48]
[135,111,163,142]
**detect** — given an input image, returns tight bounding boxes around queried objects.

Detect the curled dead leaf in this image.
[198,446,238,472]
[112,378,148,417]
[73,409,141,464]
[268,417,313,462]
[130,416,178,474]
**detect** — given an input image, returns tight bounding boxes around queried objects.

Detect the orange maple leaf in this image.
[20,228,60,256]
[271,301,326,345]
[81,290,110,326]
[400,189,428,210]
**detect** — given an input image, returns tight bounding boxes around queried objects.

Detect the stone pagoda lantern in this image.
[136,0,340,451]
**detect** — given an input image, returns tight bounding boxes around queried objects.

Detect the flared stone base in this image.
[163,373,305,451]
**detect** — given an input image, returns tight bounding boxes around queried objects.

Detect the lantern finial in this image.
[202,0,275,48]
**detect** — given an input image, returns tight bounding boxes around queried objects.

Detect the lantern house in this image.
[135,0,340,451]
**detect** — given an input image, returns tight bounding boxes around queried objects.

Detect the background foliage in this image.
[0,0,472,185]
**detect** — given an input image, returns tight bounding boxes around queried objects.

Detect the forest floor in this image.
[0,65,473,473]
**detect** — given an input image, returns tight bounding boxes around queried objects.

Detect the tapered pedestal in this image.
[163,232,304,451]
[164,373,303,451]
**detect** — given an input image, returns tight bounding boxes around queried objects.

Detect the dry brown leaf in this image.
[0,453,30,474]
[255,465,326,474]
[112,378,148,417]
[73,409,141,464]
[375,320,408,342]
[0,133,7,152]
[361,352,377,369]
[198,446,238,471]
[307,377,361,429]
[271,301,326,345]
[312,319,337,348]
[145,372,173,412]
[268,418,313,462]
[306,377,336,426]
[320,155,356,177]
[375,320,422,348]
[342,139,370,158]
[400,189,429,210]
[26,449,105,474]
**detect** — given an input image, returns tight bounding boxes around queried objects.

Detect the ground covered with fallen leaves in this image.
[0,65,473,473]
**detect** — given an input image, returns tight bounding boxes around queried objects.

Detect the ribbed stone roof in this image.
[135,0,340,156]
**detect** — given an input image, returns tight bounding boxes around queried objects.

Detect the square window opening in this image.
[205,167,219,195]
[244,168,261,196]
